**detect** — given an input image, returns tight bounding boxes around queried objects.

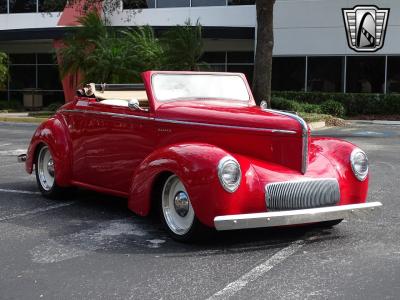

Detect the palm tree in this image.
[162,20,207,71]
[0,52,8,90]
[123,26,164,77]
[57,11,107,82]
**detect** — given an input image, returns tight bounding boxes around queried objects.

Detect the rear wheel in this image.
[159,174,208,242]
[35,145,64,198]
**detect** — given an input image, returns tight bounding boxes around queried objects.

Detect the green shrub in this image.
[271,97,302,112]
[272,91,400,116]
[320,100,345,117]
[299,103,321,114]
[46,102,63,112]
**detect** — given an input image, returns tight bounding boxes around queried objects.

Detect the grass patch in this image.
[0,117,48,123]
[298,112,331,123]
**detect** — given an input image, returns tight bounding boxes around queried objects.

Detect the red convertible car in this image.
[20,71,382,241]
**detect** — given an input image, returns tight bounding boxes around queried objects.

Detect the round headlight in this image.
[218,156,241,193]
[350,149,368,181]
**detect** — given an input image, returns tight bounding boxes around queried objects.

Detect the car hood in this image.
[155,101,303,135]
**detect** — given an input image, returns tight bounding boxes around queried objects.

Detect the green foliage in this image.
[58,12,205,84]
[0,52,8,90]
[320,100,345,117]
[271,97,302,112]
[46,102,64,112]
[161,20,206,71]
[272,91,400,116]
[272,97,322,114]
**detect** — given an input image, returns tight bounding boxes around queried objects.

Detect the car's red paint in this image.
[25,71,368,228]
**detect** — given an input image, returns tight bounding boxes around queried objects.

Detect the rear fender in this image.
[26,115,72,187]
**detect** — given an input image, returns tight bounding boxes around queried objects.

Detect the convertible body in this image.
[22,71,381,240]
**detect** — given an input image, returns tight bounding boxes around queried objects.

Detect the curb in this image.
[349,120,400,126]
[308,121,326,130]
[0,117,47,124]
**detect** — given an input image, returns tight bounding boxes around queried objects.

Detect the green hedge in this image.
[272,91,400,116]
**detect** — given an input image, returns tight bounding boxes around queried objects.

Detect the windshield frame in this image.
[150,72,253,104]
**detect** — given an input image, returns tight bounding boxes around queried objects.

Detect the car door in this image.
[75,101,156,195]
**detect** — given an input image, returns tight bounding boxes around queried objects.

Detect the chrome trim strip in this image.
[61,109,153,121]
[262,109,309,174]
[61,109,297,135]
[155,117,297,134]
[214,202,383,231]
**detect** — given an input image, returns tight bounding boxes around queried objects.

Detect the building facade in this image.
[1,0,400,105]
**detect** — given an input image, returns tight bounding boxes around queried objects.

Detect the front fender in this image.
[310,137,369,204]
[127,143,264,227]
[26,114,72,187]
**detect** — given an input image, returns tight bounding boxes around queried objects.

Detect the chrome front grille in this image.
[265,179,340,210]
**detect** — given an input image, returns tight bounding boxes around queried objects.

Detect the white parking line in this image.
[0,202,74,222]
[207,240,306,300]
[0,188,40,195]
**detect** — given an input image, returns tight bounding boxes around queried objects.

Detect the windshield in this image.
[152,73,250,102]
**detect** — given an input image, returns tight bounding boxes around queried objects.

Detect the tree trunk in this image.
[253,0,275,106]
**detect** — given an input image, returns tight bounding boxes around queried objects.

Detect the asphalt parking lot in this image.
[0,121,399,300]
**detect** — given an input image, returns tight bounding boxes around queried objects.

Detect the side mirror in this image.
[128,98,141,110]
[260,100,269,109]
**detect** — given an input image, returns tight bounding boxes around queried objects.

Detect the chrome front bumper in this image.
[214,202,382,231]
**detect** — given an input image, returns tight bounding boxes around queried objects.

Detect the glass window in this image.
[42,91,64,106]
[39,0,66,12]
[9,0,37,13]
[0,92,7,101]
[227,51,254,63]
[0,0,7,13]
[346,56,385,93]
[9,65,36,89]
[307,57,344,92]
[272,57,306,91]
[37,53,56,64]
[201,52,225,64]
[152,73,250,102]
[9,53,36,64]
[123,0,155,9]
[227,65,253,85]
[387,57,400,93]
[191,0,226,7]
[228,0,255,5]
[38,65,62,90]
[156,0,190,8]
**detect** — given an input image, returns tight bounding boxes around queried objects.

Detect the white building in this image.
[1,0,399,105]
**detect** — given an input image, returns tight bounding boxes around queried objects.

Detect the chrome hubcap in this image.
[37,146,55,191]
[162,175,194,235]
[174,191,189,217]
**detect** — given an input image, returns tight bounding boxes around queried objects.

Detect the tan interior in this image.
[87,83,149,108]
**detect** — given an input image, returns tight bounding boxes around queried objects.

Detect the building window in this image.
[123,0,155,9]
[156,0,190,8]
[307,57,344,92]
[9,0,37,13]
[39,0,66,12]
[228,0,255,5]
[191,0,226,6]
[9,65,36,89]
[272,57,306,91]
[387,56,400,94]
[0,0,7,13]
[5,53,64,105]
[38,65,62,90]
[346,56,385,93]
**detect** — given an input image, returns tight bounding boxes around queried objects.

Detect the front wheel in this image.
[159,174,208,242]
[35,145,64,198]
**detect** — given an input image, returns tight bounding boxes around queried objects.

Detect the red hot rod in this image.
[20,71,382,241]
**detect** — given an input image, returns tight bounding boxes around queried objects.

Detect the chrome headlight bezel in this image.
[218,156,241,193]
[350,149,369,181]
